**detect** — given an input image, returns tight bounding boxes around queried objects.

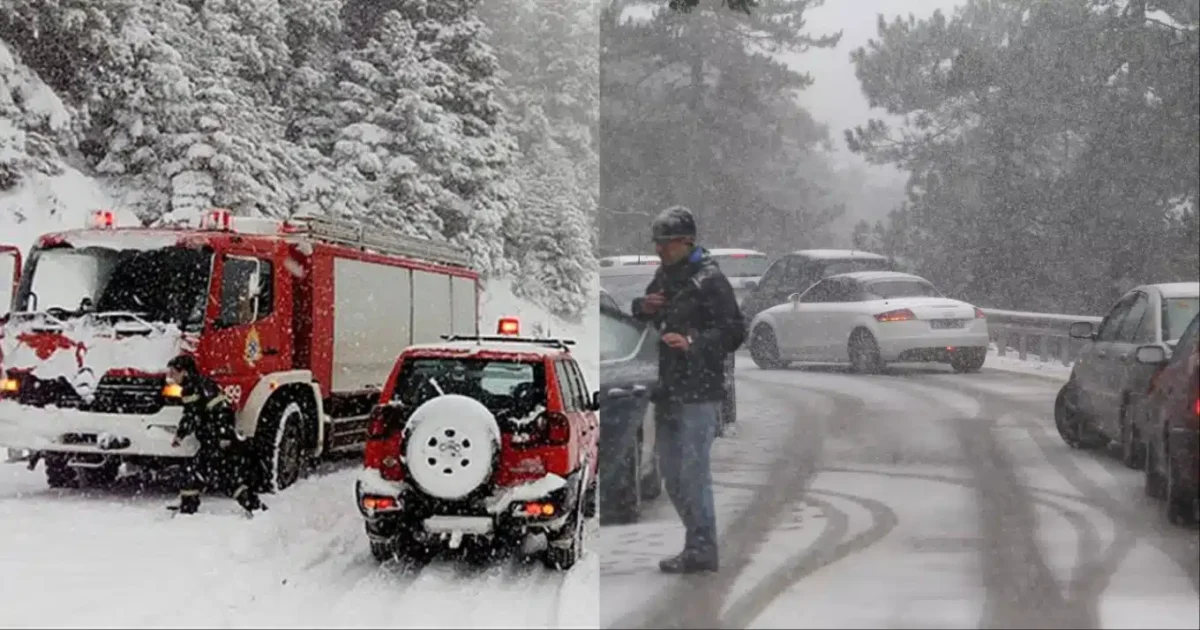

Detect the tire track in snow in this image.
[717,489,899,629]
[608,379,845,629]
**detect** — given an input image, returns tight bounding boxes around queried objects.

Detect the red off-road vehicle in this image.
[355,318,599,570]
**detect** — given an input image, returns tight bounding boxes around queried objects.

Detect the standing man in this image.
[166,354,267,516]
[631,205,745,573]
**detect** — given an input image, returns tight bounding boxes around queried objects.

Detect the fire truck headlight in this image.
[0,377,19,396]
[162,383,183,399]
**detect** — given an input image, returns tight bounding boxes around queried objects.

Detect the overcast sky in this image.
[782,0,966,183]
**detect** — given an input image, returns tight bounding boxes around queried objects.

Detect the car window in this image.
[712,253,769,278]
[819,258,891,277]
[1117,292,1150,342]
[799,279,834,303]
[600,272,656,314]
[599,291,619,311]
[1170,315,1199,365]
[600,310,645,361]
[825,278,860,302]
[393,357,545,413]
[757,259,787,292]
[781,257,812,292]
[1163,297,1200,342]
[863,279,942,299]
[1096,295,1135,342]
[219,256,273,326]
[554,360,580,411]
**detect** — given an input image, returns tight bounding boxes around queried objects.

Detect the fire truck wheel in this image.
[403,394,500,501]
[257,399,307,493]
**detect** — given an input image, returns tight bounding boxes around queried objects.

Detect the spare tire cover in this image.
[403,394,501,500]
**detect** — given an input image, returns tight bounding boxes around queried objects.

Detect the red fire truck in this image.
[0,209,480,492]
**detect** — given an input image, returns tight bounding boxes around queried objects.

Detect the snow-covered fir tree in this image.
[0,0,591,311]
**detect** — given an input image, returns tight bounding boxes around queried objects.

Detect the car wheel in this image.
[750,326,786,369]
[848,329,883,374]
[950,347,986,373]
[601,433,642,524]
[1164,441,1198,526]
[257,399,307,493]
[1119,403,1146,470]
[1054,386,1103,450]
[543,478,586,570]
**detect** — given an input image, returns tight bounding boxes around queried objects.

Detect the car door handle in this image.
[263,347,280,356]
[1119,353,1130,361]
[1097,350,1107,358]
[606,388,632,399]
[632,385,649,397]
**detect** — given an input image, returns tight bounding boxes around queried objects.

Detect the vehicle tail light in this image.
[974,307,986,319]
[875,308,916,322]
[515,411,572,447]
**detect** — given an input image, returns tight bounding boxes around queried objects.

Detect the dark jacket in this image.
[631,247,745,403]
[174,375,238,448]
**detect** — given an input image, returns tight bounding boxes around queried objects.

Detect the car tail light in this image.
[875,308,916,322]
[974,308,986,319]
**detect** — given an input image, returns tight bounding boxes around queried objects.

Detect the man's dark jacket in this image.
[631,247,745,403]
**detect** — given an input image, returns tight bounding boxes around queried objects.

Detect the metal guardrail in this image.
[980,308,1104,366]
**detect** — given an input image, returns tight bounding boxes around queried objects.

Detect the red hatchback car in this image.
[355,318,599,569]
[1138,312,1199,526]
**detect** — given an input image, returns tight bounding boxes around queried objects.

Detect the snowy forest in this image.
[847,0,1199,314]
[0,0,597,318]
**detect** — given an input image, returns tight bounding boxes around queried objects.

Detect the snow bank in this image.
[481,276,599,389]
[983,343,1073,382]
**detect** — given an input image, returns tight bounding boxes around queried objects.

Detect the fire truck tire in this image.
[256,398,307,493]
[402,394,500,501]
[43,454,120,489]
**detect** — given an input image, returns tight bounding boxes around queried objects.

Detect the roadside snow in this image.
[983,343,1073,382]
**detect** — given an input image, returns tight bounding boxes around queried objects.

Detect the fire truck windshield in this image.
[15,245,212,331]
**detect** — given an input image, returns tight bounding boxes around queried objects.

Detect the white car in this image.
[707,248,770,304]
[746,271,990,373]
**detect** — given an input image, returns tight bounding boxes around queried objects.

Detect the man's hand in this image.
[641,292,666,315]
[662,332,690,351]
[171,437,181,448]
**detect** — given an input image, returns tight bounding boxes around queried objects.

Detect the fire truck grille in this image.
[17,375,167,415]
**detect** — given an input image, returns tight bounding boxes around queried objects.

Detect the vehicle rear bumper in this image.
[357,469,578,540]
[877,329,990,362]
[0,400,194,458]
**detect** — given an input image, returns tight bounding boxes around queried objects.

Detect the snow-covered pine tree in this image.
[329,1,517,275]
[481,0,598,317]
[0,40,76,192]
[93,0,303,225]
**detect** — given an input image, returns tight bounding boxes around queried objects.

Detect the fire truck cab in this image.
[0,209,479,492]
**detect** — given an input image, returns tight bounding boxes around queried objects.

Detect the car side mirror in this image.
[1134,345,1167,365]
[787,293,801,303]
[1068,321,1095,340]
[590,390,601,411]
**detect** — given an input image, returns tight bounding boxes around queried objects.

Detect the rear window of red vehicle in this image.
[392,357,546,418]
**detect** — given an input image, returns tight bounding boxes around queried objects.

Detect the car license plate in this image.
[930,319,965,329]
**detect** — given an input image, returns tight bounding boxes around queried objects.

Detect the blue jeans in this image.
[655,401,719,559]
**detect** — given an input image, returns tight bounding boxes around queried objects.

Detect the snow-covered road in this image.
[0,458,597,627]
[601,357,1200,629]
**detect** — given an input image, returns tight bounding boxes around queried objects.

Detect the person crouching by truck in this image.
[165,354,267,516]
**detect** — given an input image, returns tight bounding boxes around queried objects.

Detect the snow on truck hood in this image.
[0,315,189,400]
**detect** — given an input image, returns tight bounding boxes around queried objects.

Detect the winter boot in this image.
[658,550,719,574]
[234,485,266,513]
[171,491,201,515]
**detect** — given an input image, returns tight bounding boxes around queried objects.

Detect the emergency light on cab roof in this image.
[497,316,520,335]
[200,207,234,231]
[87,209,116,229]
